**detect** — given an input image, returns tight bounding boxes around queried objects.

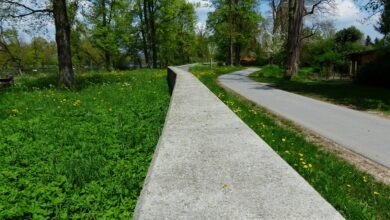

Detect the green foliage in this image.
[375,0,390,35]
[335,26,364,50]
[300,26,366,77]
[207,0,262,65]
[191,65,390,220]
[0,69,170,218]
[157,0,197,66]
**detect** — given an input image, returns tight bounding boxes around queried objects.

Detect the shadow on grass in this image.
[251,75,390,113]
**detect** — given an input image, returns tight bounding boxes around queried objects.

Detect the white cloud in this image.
[331,0,382,38]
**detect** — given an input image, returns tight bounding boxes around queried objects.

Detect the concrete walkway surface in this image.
[134,66,343,219]
[219,68,390,168]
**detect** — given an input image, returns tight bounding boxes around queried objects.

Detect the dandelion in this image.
[301,161,306,165]
[373,191,380,196]
[299,158,304,161]
[347,184,351,188]
[303,165,308,169]
[11,108,19,114]
[73,99,81,106]
[284,150,290,154]
[223,183,228,189]
[299,153,304,157]
[308,163,312,168]
[363,176,368,183]
[282,138,286,142]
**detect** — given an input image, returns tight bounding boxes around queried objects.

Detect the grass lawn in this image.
[0,70,170,218]
[190,65,390,220]
[250,65,390,115]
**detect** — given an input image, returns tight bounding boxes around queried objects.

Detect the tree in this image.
[0,0,75,87]
[88,0,131,70]
[0,26,24,74]
[334,26,363,49]
[158,0,197,66]
[207,0,261,65]
[374,37,380,45]
[365,35,373,46]
[284,0,332,79]
[375,0,390,39]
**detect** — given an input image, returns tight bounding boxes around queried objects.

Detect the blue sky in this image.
[191,0,383,39]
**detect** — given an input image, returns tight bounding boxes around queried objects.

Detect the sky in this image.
[191,0,383,39]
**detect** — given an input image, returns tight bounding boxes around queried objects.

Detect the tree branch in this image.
[304,0,323,16]
[0,0,52,18]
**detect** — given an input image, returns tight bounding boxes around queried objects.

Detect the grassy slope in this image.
[0,70,170,219]
[190,65,390,220]
[250,65,390,115]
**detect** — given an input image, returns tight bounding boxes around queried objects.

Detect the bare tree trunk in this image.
[53,0,75,87]
[285,0,304,79]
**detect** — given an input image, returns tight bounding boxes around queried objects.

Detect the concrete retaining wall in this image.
[134,66,344,219]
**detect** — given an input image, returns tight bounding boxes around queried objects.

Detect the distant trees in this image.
[365,35,373,46]
[300,25,365,78]
[207,0,262,66]
[0,27,24,74]
[0,0,75,87]
[0,0,199,84]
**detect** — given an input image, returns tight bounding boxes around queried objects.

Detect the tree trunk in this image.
[234,44,241,65]
[139,8,150,67]
[53,0,75,87]
[148,1,157,68]
[285,0,304,79]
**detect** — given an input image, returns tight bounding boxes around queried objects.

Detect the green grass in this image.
[190,65,390,220]
[250,65,390,115]
[0,69,170,219]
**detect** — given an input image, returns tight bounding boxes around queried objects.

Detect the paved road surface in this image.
[219,68,390,168]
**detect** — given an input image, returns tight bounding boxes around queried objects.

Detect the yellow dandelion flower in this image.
[284,150,290,154]
[301,161,306,165]
[373,191,380,196]
[347,184,351,188]
[223,183,228,189]
[73,100,81,106]
[303,165,308,169]
[11,108,19,113]
[282,138,286,142]
[308,163,312,168]
[299,158,304,161]
[299,153,304,157]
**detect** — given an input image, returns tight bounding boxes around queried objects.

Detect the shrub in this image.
[355,48,390,87]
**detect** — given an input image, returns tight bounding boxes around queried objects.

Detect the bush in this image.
[355,48,390,87]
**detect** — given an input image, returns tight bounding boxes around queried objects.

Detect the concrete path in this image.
[134,66,343,219]
[219,68,390,168]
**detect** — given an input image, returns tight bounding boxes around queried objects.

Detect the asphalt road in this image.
[219,68,390,168]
